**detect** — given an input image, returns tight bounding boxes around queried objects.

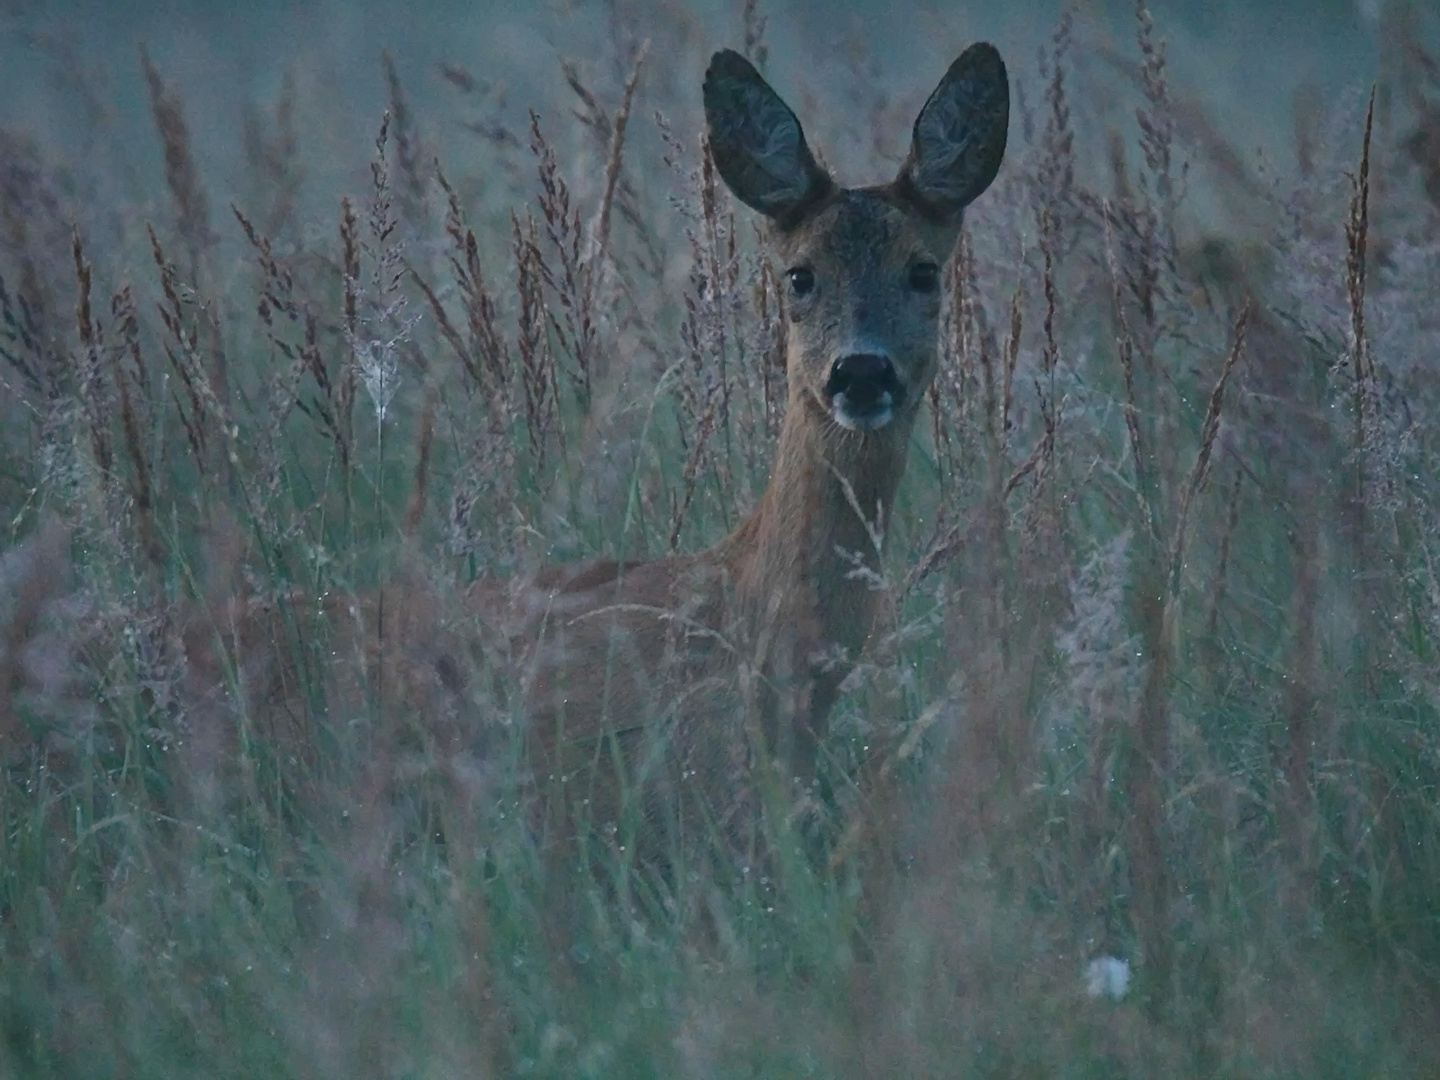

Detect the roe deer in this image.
[170,45,1010,855]
[485,43,1010,847]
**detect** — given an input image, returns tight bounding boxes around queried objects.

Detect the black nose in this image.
[825,353,902,409]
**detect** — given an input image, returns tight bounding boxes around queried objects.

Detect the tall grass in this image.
[2,2,1440,1075]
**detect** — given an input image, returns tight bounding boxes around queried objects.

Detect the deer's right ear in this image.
[703,49,833,226]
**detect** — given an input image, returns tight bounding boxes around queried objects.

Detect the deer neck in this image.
[716,393,914,663]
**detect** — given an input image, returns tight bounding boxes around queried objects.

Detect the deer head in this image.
[703,44,1009,435]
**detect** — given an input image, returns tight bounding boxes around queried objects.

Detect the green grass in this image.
[2,3,1440,1076]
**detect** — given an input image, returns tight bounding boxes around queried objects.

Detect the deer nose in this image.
[825,353,902,410]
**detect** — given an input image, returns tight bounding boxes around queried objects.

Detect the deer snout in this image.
[824,353,904,431]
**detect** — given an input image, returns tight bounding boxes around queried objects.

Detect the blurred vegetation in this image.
[2,1,1440,1076]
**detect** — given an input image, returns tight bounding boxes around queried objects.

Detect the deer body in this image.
[486,45,1011,838]
[505,392,916,813]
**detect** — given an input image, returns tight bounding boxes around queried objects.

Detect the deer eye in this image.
[786,266,816,297]
[908,261,940,294]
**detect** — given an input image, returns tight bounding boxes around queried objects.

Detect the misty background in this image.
[0,0,1389,247]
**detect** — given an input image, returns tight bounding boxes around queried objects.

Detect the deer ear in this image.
[893,43,1009,225]
[703,49,834,226]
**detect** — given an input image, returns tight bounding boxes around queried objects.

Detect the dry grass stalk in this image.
[234,199,331,498]
[1092,22,1237,988]
[957,231,999,454]
[241,68,303,239]
[563,58,665,285]
[0,269,54,398]
[1126,561,1171,998]
[437,61,479,95]
[422,166,514,464]
[1006,218,1061,502]
[148,226,210,474]
[1281,526,1320,890]
[669,358,722,552]
[930,257,967,488]
[295,304,354,477]
[1203,462,1243,646]
[698,139,738,437]
[342,196,360,336]
[382,51,429,228]
[1102,200,1160,545]
[345,111,423,440]
[529,112,596,407]
[667,134,749,537]
[1127,303,1248,1001]
[1347,87,1377,557]
[1038,9,1077,250]
[233,205,299,324]
[403,386,437,538]
[230,208,328,506]
[439,169,507,384]
[1135,2,1177,221]
[671,277,726,547]
[1014,235,1066,643]
[1168,303,1250,596]
[334,196,360,465]
[138,44,214,277]
[903,512,964,595]
[1004,278,1023,458]
[1346,91,1374,388]
[108,285,163,565]
[259,329,314,510]
[71,228,112,482]
[512,209,560,471]
[410,259,472,381]
[594,43,648,271]
[1100,31,1265,220]
[365,114,402,281]
[0,129,72,345]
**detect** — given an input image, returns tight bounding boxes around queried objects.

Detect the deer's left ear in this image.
[892,42,1009,225]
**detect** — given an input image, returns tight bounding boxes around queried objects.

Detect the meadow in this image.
[2,0,1439,1075]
